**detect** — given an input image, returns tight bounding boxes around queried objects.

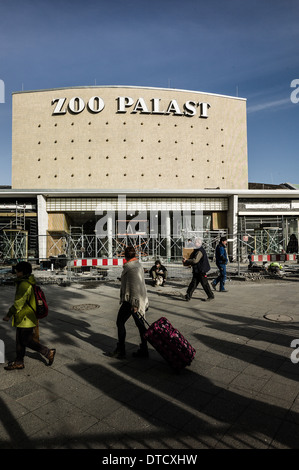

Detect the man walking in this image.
[183,238,214,302]
[212,236,229,292]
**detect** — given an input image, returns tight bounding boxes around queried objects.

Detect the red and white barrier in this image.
[251,254,297,262]
[73,258,125,267]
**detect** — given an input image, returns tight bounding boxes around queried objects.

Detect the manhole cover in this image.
[72,304,100,311]
[264,314,293,323]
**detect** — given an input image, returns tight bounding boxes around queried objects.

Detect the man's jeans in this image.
[214,264,227,291]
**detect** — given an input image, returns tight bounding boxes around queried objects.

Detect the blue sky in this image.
[0,0,298,186]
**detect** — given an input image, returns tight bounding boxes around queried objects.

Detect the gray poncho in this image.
[120,259,149,316]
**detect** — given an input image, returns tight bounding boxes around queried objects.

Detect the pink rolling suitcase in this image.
[143,316,196,371]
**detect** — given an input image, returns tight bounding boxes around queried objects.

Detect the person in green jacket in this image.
[2,261,56,371]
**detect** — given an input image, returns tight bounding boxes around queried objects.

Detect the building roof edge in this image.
[1,188,299,198]
[11,85,247,101]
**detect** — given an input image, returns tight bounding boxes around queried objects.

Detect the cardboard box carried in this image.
[183,248,194,260]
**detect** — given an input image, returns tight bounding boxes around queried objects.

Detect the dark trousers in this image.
[16,327,49,364]
[186,272,214,300]
[116,302,148,353]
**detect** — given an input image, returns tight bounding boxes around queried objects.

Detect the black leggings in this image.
[16,327,49,364]
[116,302,147,353]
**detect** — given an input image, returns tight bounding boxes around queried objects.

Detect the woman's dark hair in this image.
[124,245,136,260]
[15,261,32,276]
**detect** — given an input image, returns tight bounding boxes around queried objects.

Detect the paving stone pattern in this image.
[1,276,299,449]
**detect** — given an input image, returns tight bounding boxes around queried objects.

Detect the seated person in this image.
[268,262,283,274]
[149,260,168,286]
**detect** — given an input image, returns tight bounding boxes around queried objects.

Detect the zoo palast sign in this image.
[52,95,210,118]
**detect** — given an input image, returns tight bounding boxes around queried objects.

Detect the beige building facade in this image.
[8,86,298,264]
[12,86,248,191]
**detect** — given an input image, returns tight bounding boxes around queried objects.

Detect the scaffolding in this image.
[181,229,227,258]
[238,215,289,259]
[1,230,28,259]
[43,230,226,262]
[0,201,28,260]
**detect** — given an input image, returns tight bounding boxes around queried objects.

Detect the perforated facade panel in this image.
[12,86,248,190]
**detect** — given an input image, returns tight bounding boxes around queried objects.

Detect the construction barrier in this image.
[251,254,297,262]
[73,258,125,267]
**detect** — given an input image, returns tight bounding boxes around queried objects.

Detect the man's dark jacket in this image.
[189,247,211,274]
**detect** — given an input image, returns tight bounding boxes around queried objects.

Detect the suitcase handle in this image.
[133,311,150,328]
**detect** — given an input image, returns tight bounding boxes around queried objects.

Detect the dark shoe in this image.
[205,297,214,301]
[108,348,126,360]
[132,342,149,358]
[185,295,191,301]
[47,349,56,366]
[132,348,149,358]
[4,361,24,371]
[211,282,217,291]
[220,289,228,292]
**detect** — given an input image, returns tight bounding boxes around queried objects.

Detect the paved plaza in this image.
[1,271,299,450]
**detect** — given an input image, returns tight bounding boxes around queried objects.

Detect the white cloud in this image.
[247,97,291,114]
